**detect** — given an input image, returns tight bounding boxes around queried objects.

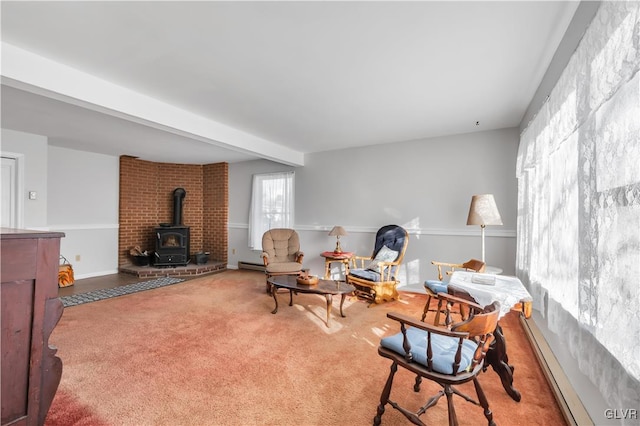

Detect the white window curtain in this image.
[517,1,639,410]
[248,171,295,250]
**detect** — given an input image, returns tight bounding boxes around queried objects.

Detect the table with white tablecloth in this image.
[446,271,533,402]
[448,271,532,319]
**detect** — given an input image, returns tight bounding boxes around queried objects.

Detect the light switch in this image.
[28,191,37,200]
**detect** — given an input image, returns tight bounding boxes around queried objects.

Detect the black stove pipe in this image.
[172,188,186,226]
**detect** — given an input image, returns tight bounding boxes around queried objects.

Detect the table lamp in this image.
[466,194,502,263]
[328,226,348,254]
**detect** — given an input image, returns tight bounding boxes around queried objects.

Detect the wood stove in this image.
[153,187,190,267]
[154,226,190,266]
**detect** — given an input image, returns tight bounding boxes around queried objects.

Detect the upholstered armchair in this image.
[346,225,408,304]
[261,228,304,292]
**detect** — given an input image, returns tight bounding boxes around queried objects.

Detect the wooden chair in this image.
[261,228,304,293]
[374,299,501,426]
[346,225,408,304]
[421,259,485,325]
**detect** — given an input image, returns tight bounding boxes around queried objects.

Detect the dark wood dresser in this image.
[1,228,64,426]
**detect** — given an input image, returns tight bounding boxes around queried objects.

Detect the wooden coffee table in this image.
[267,275,355,327]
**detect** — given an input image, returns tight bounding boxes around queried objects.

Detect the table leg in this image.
[271,284,279,314]
[339,294,348,317]
[289,289,294,306]
[325,294,333,326]
[324,260,331,279]
[485,323,521,402]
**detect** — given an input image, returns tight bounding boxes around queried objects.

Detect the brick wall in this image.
[118,156,228,267]
[203,163,228,263]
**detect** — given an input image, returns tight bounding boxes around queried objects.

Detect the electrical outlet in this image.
[75,255,81,262]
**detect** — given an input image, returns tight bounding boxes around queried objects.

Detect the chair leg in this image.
[265,274,272,294]
[434,297,446,326]
[413,375,422,392]
[374,362,398,426]
[421,294,432,322]
[473,377,496,426]
[444,385,459,426]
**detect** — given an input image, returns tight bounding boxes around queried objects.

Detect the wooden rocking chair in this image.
[346,225,408,304]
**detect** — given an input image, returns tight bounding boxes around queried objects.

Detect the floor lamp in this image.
[467,194,503,263]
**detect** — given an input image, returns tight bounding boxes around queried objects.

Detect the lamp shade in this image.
[467,194,503,226]
[328,226,348,237]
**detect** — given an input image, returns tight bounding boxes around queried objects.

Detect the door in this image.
[1,157,17,228]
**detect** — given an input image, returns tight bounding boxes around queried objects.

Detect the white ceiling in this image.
[0,1,579,165]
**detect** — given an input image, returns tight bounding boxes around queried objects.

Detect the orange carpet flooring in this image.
[46,270,565,426]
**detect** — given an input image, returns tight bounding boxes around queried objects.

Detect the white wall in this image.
[3,125,517,284]
[1,129,120,278]
[1,128,48,228]
[47,146,120,278]
[229,127,518,286]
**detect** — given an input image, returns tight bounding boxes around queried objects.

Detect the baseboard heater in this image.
[237,261,266,272]
[519,316,593,426]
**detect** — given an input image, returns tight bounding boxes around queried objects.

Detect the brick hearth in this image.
[120,261,227,279]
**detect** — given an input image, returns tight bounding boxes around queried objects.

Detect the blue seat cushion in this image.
[349,268,382,282]
[424,279,448,294]
[380,327,476,375]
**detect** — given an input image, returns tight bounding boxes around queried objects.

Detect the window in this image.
[516,1,640,401]
[248,171,294,250]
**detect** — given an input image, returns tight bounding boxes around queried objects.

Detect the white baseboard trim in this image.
[237,261,266,272]
[398,284,427,294]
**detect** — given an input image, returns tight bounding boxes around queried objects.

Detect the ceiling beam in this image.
[1,42,305,166]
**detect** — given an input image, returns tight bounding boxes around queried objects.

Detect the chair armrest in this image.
[261,252,269,266]
[436,293,484,312]
[431,260,463,280]
[295,252,304,263]
[351,255,373,269]
[433,293,485,327]
[431,261,464,268]
[379,261,399,281]
[350,259,399,281]
[353,255,372,260]
[387,312,469,339]
[462,259,485,272]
